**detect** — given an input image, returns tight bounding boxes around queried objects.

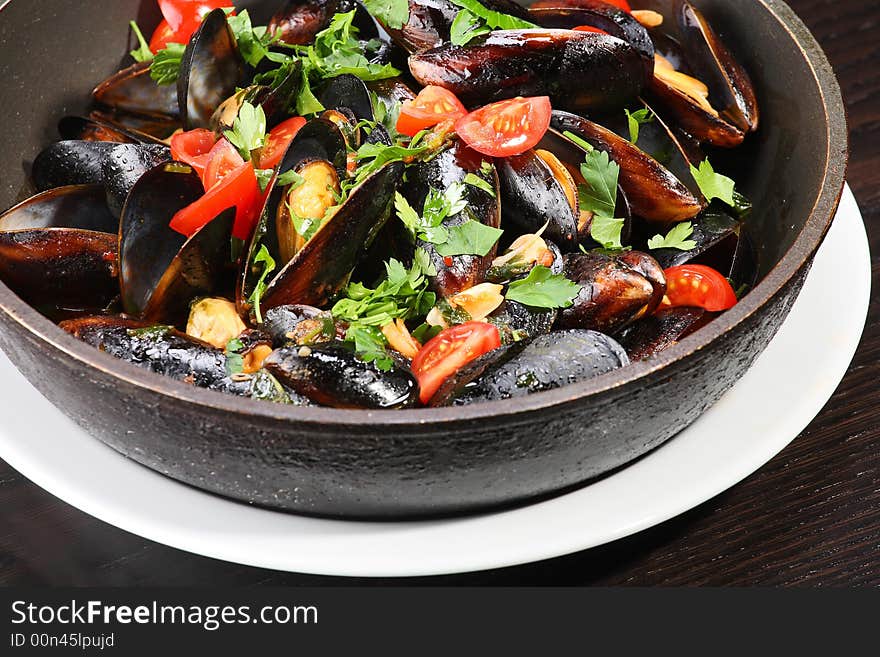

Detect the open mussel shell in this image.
[264,342,419,409]
[528,1,655,78]
[0,185,119,311]
[487,300,557,344]
[92,61,180,119]
[409,29,647,113]
[61,316,230,388]
[367,77,418,107]
[320,74,375,122]
[617,306,711,362]
[32,141,117,192]
[648,207,741,269]
[102,143,172,219]
[430,330,629,407]
[401,139,501,297]
[178,9,246,130]
[210,61,302,133]
[557,250,665,334]
[86,110,181,141]
[119,163,235,324]
[550,110,704,223]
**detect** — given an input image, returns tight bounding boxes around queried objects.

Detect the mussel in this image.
[617,306,710,361]
[550,110,705,223]
[399,138,502,298]
[240,117,403,314]
[636,0,759,147]
[57,115,166,145]
[210,61,303,133]
[0,186,119,312]
[92,61,180,119]
[119,163,235,324]
[408,29,648,113]
[178,9,247,130]
[487,300,557,344]
[557,250,666,334]
[430,330,629,406]
[264,342,419,409]
[269,0,379,46]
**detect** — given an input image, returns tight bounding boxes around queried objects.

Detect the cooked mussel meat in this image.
[431,330,629,406]
[409,29,647,113]
[264,342,419,409]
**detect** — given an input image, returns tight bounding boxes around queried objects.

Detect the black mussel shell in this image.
[211,61,303,133]
[263,304,323,346]
[433,330,629,406]
[178,9,247,130]
[92,61,180,119]
[550,110,705,223]
[269,0,377,46]
[497,149,579,251]
[488,300,557,344]
[209,369,314,405]
[529,2,654,78]
[264,342,419,409]
[617,306,711,362]
[102,143,172,219]
[320,74,375,122]
[401,139,501,298]
[119,163,235,323]
[32,141,116,193]
[366,77,418,106]
[557,250,664,334]
[409,29,646,113]
[0,185,117,234]
[648,208,740,270]
[61,316,229,388]
[87,110,180,141]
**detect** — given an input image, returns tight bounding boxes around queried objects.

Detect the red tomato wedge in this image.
[411,322,502,404]
[603,0,632,11]
[170,129,216,178]
[169,161,262,241]
[157,0,230,35]
[148,19,179,53]
[454,96,552,158]
[574,26,610,35]
[202,138,245,191]
[661,265,738,312]
[260,117,307,169]
[396,86,467,137]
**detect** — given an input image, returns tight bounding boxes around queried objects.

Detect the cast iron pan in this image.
[0,0,847,518]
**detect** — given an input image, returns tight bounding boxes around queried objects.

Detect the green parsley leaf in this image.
[224,102,267,161]
[248,245,277,324]
[227,10,275,67]
[463,172,496,197]
[505,266,582,309]
[307,11,400,83]
[579,149,619,218]
[225,337,246,376]
[255,168,274,193]
[150,42,186,85]
[129,21,153,63]
[625,108,654,144]
[447,0,538,46]
[647,221,698,251]
[690,159,736,206]
[435,220,503,257]
[276,169,305,188]
[412,323,442,344]
[590,215,626,251]
[347,325,394,371]
[360,0,410,29]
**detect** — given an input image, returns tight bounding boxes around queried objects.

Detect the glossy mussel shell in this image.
[400,139,502,297]
[409,29,647,113]
[58,115,169,145]
[119,163,235,323]
[528,1,655,78]
[0,185,119,310]
[269,0,377,46]
[92,61,180,119]
[550,110,704,223]
[210,62,303,133]
[178,9,247,130]
[242,118,403,312]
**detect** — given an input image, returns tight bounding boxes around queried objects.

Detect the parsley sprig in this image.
[129,21,153,63]
[690,159,736,206]
[224,102,267,161]
[625,108,654,144]
[647,222,698,251]
[447,0,538,46]
[506,266,582,310]
[248,245,277,324]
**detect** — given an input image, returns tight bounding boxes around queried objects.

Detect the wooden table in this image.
[1,0,877,586]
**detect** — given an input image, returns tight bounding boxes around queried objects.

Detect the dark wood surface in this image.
[1,0,877,587]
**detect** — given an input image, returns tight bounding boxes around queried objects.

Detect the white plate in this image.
[0,186,870,578]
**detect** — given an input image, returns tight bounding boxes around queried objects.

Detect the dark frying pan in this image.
[0,0,847,518]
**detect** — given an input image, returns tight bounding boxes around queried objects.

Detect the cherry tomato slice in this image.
[202,138,245,191]
[574,26,610,35]
[602,0,632,11]
[170,129,216,178]
[661,264,738,312]
[148,19,179,53]
[411,322,502,404]
[396,86,467,137]
[169,160,262,240]
[260,117,307,169]
[454,96,552,158]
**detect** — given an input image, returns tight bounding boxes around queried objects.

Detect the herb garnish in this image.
[224,102,267,161]
[129,21,153,62]
[248,245,277,324]
[463,172,496,197]
[505,266,582,309]
[625,108,654,144]
[226,10,276,67]
[690,159,736,206]
[225,337,246,375]
[566,135,626,251]
[435,221,504,258]
[447,0,538,46]
[647,221,698,251]
[360,0,411,30]
[150,42,186,85]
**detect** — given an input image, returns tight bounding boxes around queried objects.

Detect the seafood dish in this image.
[1,0,761,411]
